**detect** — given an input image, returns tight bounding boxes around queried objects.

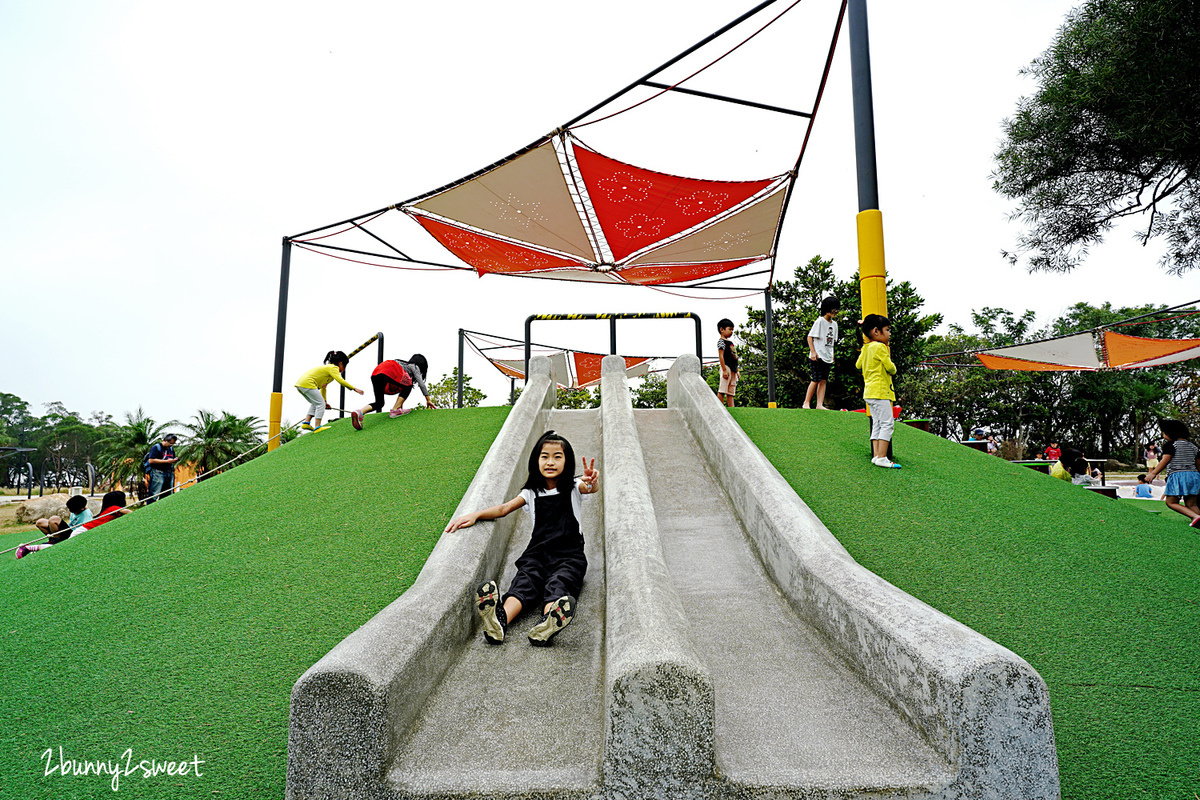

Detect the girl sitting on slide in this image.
[444,431,599,646]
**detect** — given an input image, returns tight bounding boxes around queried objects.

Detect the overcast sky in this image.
[4,0,1195,429]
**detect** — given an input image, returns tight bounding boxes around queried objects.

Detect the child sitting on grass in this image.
[1134,474,1155,499]
[855,314,901,469]
[444,431,599,646]
[16,492,131,559]
[17,495,93,558]
[1143,419,1200,527]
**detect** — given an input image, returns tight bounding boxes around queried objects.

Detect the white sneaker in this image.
[873,457,902,469]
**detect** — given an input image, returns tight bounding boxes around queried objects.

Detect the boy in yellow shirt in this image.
[855,314,901,469]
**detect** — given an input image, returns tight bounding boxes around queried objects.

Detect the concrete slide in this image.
[287,356,1059,800]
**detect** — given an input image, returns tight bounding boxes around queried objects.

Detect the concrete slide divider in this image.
[286,357,559,800]
[598,356,715,797]
[666,355,1060,799]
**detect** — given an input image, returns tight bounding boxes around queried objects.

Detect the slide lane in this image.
[389,409,605,798]
[634,409,950,793]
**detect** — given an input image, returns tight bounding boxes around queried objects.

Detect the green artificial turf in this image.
[733,408,1200,800]
[0,407,508,799]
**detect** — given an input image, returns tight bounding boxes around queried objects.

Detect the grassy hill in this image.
[734,408,1200,800]
[0,407,508,799]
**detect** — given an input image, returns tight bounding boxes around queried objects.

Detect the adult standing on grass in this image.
[295,350,363,432]
[855,314,901,469]
[145,433,179,504]
[350,354,434,431]
[1143,419,1200,528]
[802,296,839,410]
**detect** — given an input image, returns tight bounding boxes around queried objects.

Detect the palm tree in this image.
[176,410,264,477]
[97,408,175,490]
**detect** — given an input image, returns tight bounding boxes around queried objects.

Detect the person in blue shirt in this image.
[1134,474,1155,499]
[145,434,179,504]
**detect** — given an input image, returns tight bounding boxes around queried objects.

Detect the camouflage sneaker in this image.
[475,580,507,644]
[528,595,575,646]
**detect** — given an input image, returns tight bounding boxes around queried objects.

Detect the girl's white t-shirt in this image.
[519,481,585,530]
[808,316,838,363]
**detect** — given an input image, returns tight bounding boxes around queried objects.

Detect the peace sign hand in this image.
[581,457,599,492]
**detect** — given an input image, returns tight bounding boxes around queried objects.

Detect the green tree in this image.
[98,408,175,491]
[177,410,265,476]
[632,374,668,409]
[556,386,599,409]
[428,369,486,409]
[737,256,942,409]
[993,0,1200,274]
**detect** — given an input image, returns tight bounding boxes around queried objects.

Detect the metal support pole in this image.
[340,377,346,419]
[610,318,617,355]
[765,289,776,407]
[849,0,888,322]
[377,332,384,366]
[510,377,516,406]
[457,329,465,409]
[87,462,95,496]
[693,315,702,362]
[24,460,33,500]
[268,238,292,452]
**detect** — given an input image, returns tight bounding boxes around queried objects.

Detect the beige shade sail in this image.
[410,141,597,262]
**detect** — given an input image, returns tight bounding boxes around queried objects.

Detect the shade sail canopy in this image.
[975,334,1103,371]
[972,331,1200,371]
[487,351,649,388]
[403,135,789,286]
[1104,331,1200,368]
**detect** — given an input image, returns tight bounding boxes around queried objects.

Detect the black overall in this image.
[505,488,588,611]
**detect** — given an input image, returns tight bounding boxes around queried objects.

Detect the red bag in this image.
[372,360,413,395]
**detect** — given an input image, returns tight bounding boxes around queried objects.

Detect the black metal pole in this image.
[765,289,776,406]
[510,377,516,406]
[457,329,465,409]
[377,332,384,366]
[848,0,879,213]
[610,318,617,355]
[272,239,292,394]
[525,316,534,383]
[694,315,702,362]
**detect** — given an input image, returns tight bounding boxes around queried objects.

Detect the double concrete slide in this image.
[287,356,1060,800]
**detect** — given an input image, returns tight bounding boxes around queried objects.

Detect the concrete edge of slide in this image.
[285,357,559,800]
[666,355,1060,800]
[598,355,715,796]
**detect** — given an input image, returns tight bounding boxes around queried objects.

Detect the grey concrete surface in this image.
[388,408,607,800]
[287,357,562,800]
[599,356,715,799]
[635,407,952,795]
[666,355,1060,800]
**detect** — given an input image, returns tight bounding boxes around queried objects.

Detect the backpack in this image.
[142,450,152,474]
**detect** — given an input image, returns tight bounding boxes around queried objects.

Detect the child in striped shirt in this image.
[1144,419,1200,528]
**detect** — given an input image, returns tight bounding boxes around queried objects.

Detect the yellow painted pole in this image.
[856,208,888,320]
[267,392,283,452]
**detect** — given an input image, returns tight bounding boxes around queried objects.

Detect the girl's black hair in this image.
[523,430,577,492]
[1059,447,1087,475]
[324,350,350,367]
[66,495,88,513]
[408,354,428,380]
[860,314,891,337]
[1159,418,1191,441]
[101,491,127,509]
[819,296,841,315]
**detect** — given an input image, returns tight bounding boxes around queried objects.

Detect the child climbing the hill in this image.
[1143,419,1200,527]
[717,318,739,408]
[17,495,93,558]
[444,431,599,646]
[855,314,901,469]
[802,296,840,409]
[295,350,364,431]
[349,354,435,430]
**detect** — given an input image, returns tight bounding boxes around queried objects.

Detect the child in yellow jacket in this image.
[295,350,364,431]
[855,314,901,469]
